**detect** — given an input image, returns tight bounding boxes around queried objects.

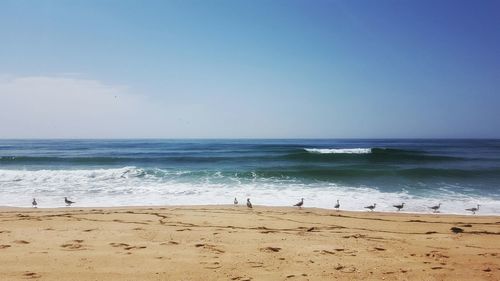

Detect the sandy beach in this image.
[0,205,498,281]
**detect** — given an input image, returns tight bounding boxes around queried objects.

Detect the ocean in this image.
[0,139,499,215]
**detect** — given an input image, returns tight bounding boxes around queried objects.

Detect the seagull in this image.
[364,203,376,211]
[465,204,480,215]
[234,197,238,205]
[246,198,253,209]
[393,203,405,211]
[334,200,340,210]
[64,197,75,207]
[294,198,304,208]
[429,203,441,213]
[32,198,37,208]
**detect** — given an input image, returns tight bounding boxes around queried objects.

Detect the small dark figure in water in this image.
[234,197,238,205]
[32,198,37,208]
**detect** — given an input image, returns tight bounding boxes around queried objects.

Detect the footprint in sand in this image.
[231,277,252,281]
[343,234,366,239]
[334,264,357,273]
[23,272,41,279]
[110,242,130,248]
[260,247,281,253]
[426,251,449,260]
[204,261,222,269]
[247,261,264,268]
[61,240,86,250]
[14,240,30,244]
[0,244,11,249]
[124,246,147,250]
[195,243,225,254]
[109,242,146,251]
[176,228,192,232]
[431,266,444,270]
[160,241,179,245]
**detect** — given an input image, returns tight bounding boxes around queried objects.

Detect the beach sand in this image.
[0,205,498,280]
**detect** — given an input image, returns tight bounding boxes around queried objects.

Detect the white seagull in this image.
[364,203,376,211]
[465,204,480,215]
[393,203,405,211]
[334,200,340,210]
[294,198,304,208]
[429,203,441,213]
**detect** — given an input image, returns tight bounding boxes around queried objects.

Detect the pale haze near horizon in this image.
[0,1,499,139]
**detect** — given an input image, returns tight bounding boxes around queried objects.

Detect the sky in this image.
[0,0,499,138]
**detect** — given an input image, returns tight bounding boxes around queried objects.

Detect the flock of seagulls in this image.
[29,196,481,215]
[234,198,481,214]
[31,197,75,208]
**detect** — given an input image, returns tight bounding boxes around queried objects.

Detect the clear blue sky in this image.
[0,0,499,138]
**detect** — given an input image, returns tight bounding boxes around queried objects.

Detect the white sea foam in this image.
[0,168,499,215]
[304,148,372,154]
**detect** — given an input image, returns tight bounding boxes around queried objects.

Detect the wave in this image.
[305,148,372,154]
[0,147,470,166]
[1,167,499,214]
[0,155,268,165]
[288,148,463,163]
[2,165,499,186]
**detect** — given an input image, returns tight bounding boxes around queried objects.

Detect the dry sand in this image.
[0,205,499,280]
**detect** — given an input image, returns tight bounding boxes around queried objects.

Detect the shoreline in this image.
[1,204,499,217]
[1,205,499,280]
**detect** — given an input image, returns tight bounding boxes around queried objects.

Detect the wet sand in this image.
[0,205,499,280]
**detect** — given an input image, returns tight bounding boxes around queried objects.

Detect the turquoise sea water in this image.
[0,139,499,214]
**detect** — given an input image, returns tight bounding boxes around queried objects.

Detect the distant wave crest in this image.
[304,148,372,154]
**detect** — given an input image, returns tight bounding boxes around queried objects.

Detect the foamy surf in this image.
[1,139,500,215]
[304,148,372,154]
[1,167,499,215]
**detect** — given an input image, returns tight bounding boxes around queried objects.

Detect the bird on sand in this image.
[334,200,340,210]
[32,198,37,208]
[465,204,480,215]
[429,203,441,213]
[64,197,75,207]
[364,203,376,211]
[294,198,304,208]
[246,198,253,209]
[234,197,238,205]
[393,203,405,211]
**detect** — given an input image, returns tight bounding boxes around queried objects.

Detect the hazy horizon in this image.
[1,0,499,138]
